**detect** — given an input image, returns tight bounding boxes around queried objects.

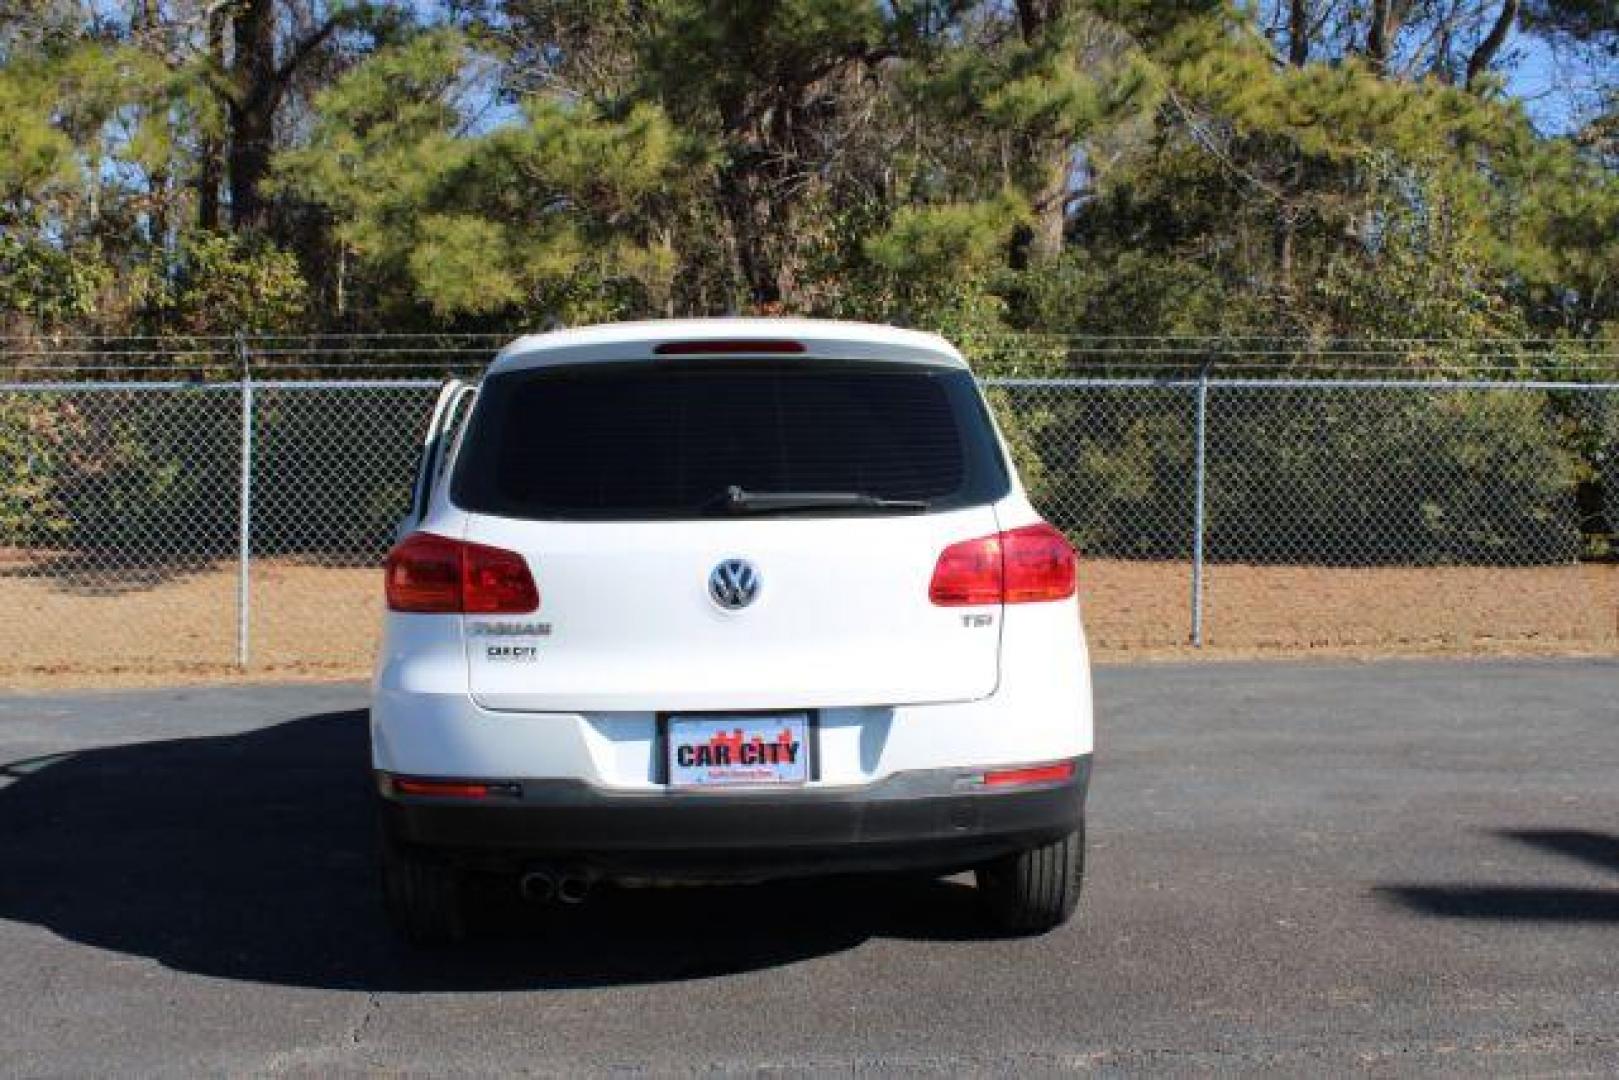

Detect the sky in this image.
[1509,36,1610,135]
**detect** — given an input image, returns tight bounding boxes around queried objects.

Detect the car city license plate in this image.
[667,713,810,788]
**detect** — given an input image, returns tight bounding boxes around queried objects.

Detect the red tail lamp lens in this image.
[385,533,539,614]
[929,523,1076,606]
[928,535,1004,605]
[384,532,461,612]
[461,541,540,614]
[1000,523,1078,603]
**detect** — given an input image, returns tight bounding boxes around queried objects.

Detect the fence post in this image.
[236,335,254,670]
[1190,361,1210,647]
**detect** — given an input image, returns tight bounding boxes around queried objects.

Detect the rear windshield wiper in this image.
[707,485,931,514]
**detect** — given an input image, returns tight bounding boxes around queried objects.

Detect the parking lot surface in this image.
[1,660,1616,1074]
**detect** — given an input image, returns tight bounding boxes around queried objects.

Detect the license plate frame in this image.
[660,711,817,789]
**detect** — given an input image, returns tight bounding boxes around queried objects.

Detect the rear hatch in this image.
[451,356,1010,712]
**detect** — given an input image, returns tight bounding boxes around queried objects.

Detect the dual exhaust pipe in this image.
[519,868,593,905]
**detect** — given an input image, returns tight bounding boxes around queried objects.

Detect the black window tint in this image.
[451,361,1008,519]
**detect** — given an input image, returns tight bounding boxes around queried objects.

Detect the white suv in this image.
[373,319,1094,942]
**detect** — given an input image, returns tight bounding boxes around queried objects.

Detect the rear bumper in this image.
[377,756,1090,881]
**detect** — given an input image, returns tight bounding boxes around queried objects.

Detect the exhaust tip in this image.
[519,870,556,904]
[556,874,593,905]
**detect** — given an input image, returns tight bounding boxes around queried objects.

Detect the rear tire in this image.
[379,825,466,946]
[975,823,1084,934]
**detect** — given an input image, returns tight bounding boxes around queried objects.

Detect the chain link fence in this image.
[0,336,1615,679]
[999,374,1618,652]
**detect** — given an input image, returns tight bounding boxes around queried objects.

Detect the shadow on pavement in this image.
[1378,828,1619,923]
[0,551,224,596]
[0,711,999,991]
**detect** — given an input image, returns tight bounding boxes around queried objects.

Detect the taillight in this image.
[1000,522,1078,603]
[461,541,540,613]
[928,535,1003,605]
[929,522,1076,606]
[385,532,459,611]
[385,532,539,614]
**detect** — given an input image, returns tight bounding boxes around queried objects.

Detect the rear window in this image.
[451,360,1009,519]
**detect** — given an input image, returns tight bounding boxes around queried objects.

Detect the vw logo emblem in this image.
[709,558,760,610]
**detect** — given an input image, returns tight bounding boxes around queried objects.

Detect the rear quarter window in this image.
[451,360,1009,520]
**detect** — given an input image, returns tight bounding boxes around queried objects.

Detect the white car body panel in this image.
[461,507,1003,712]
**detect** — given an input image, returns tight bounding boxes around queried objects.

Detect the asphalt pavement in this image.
[1,660,1616,1074]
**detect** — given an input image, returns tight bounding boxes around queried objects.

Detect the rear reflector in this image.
[929,522,1076,606]
[982,761,1076,787]
[654,339,806,355]
[392,777,491,799]
[385,532,539,614]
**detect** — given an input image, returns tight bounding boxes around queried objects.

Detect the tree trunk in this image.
[1014,0,1064,38]
[197,7,226,231]
[717,165,786,308]
[1015,0,1071,265]
[1465,0,1519,89]
[1275,215,1295,287]
[1368,0,1395,72]
[135,0,169,245]
[228,0,279,233]
[1026,150,1070,266]
[1288,0,1310,65]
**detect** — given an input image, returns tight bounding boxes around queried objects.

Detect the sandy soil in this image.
[0,556,1613,689]
[1089,559,1619,651]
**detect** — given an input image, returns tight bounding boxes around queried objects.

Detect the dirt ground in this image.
[0,556,1614,688]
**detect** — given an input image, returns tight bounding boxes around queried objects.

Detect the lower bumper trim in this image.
[377,756,1090,880]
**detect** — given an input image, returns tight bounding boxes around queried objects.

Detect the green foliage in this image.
[0,39,194,221]
[1023,392,1198,558]
[2,0,1614,342]
[37,396,240,558]
[0,235,114,324]
[408,215,528,316]
[640,0,887,120]
[997,386,1583,565]
[1604,403,1619,548]
[0,397,74,544]
[159,232,309,334]
[0,0,1616,565]
[866,195,1029,279]
[1203,391,1582,564]
[920,6,1160,145]
[1014,248,1235,336]
[252,390,427,558]
[0,37,217,331]
[274,31,696,323]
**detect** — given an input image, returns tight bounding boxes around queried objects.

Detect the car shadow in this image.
[0,710,1005,991]
[1377,828,1619,923]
